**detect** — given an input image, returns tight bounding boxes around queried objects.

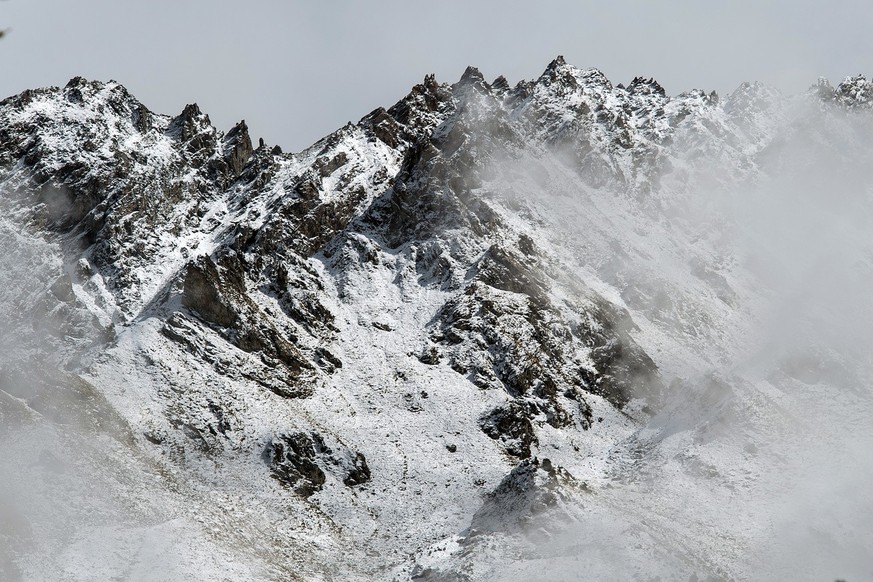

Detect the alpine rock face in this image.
[2,58,873,581]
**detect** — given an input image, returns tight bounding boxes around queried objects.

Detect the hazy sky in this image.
[2,0,872,151]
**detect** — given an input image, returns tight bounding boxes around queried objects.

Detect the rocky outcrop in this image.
[834,75,873,108]
[179,254,319,398]
[479,401,538,458]
[182,255,241,328]
[223,120,253,177]
[265,431,370,497]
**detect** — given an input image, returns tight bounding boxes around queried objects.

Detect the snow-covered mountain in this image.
[2,57,873,581]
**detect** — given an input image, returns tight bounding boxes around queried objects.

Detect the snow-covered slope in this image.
[2,59,873,581]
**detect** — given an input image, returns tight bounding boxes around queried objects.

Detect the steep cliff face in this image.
[2,60,873,581]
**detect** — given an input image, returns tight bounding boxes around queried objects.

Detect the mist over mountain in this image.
[1,57,872,581]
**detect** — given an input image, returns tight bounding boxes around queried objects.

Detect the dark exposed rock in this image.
[293,169,322,199]
[383,73,455,144]
[361,107,403,148]
[143,431,164,445]
[628,76,667,97]
[163,401,236,456]
[266,432,327,496]
[182,256,239,328]
[491,75,510,94]
[342,452,371,486]
[63,76,88,103]
[179,255,319,398]
[480,401,537,458]
[418,344,442,365]
[314,151,348,177]
[314,347,342,372]
[476,244,546,298]
[167,103,206,142]
[454,66,489,94]
[690,257,736,305]
[584,333,660,405]
[265,432,370,496]
[459,66,485,85]
[223,120,253,177]
[517,234,536,257]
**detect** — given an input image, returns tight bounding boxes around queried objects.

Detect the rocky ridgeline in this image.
[1,59,869,462]
[0,58,679,460]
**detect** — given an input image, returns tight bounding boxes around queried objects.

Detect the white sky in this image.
[2,0,872,151]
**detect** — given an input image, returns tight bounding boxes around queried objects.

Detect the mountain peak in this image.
[835,74,873,108]
[627,76,667,97]
[547,55,567,69]
[459,65,485,84]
